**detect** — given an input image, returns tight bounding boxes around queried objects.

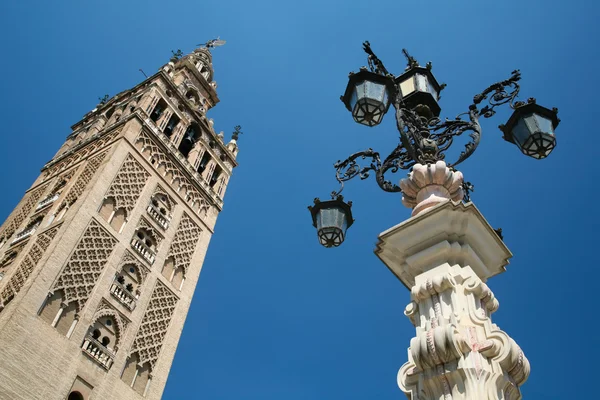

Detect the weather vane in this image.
[197,37,226,49]
[232,125,243,141]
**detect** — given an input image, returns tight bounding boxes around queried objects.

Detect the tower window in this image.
[197,152,211,174]
[150,99,167,123]
[68,392,84,400]
[178,125,199,158]
[209,165,222,188]
[163,114,180,138]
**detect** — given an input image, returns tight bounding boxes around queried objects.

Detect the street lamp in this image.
[309,41,560,246]
[307,41,561,399]
[308,196,354,248]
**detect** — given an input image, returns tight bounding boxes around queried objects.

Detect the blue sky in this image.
[0,0,598,398]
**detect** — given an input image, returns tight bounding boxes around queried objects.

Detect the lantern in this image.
[341,68,396,127]
[395,66,442,118]
[308,196,354,248]
[500,99,560,159]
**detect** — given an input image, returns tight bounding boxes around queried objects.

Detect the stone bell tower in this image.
[0,45,239,400]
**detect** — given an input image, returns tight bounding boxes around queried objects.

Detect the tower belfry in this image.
[0,45,239,399]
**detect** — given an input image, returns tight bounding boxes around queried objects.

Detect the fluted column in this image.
[375,161,529,400]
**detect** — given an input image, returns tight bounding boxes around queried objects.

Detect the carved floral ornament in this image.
[399,268,529,399]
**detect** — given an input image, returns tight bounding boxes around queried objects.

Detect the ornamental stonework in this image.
[129,280,178,370]
[0,184,49,239]
[136,131,211,216]
[61,150,109,208]
[104,154,150,212]
[52,219,117,312]
[43,128,120,179]
[166,213,202,274]
[0,224,61,308]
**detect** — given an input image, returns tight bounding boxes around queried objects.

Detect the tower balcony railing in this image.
[146,204,170,230]
[131,238,156,265]
[142,114,223,207]
[36,193,60,211]
[81,335,115,370]
[109,280,137,311]
[11,225,38,245]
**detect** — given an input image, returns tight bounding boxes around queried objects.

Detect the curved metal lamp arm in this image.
[331,59,524,195]
[424,70,522,167]
[332,149,381,197]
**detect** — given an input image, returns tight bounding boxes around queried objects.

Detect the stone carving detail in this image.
[129,281,178,370]
[0,184,49,239]
[400,161,464,216]
[166,213,202,274]
[43,128,119,178]
[105,154,150,212]
[61,150,109,209]
[0,225,61,308]
[119,251,148,284]
[52,219,117,312]
[136,131,211,216]
[92,299,129,346]
[398,267,530,400]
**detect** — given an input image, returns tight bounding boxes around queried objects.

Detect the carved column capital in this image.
[400,161,464,216]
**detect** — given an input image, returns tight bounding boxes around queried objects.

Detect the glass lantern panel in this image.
[534,114,554,135]
[523,114,540,134]
[365,81,385,103]
[511,117,531,148]
[399,77,415,98]
[415,74,427,92]
[350,87,358,110]
[319,207,346,231]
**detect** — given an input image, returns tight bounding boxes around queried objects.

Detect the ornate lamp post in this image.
[308,42,560,399]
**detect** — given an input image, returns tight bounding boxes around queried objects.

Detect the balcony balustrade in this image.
[131,238,156,265]
[36,193,60,210]
[81,334,115,370]
[147,204,170,230]
[11,225,38,245]
[109,280,137,311]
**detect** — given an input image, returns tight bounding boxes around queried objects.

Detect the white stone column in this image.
[375,161,530,400]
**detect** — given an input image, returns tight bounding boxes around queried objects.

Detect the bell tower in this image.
[0,44,239,400]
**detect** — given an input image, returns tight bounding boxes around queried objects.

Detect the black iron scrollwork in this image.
[332,43,525,195]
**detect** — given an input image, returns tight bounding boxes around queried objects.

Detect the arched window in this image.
[197,151,211,174]
[163,114,180,138]
[161,257,185,290]
[178,124,200,158]
[99,197,127,232]
[131,228,158,264]
[121,352,152,395]
[39,290,78,337]
[147,192,173,229]
[209,165,223,188]
[150,99,168,123]
[67,392,84,400]
[111,262,143,309]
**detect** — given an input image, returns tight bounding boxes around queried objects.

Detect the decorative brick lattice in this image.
[105,154,150,212]
[53,219,117,312]
[43,128,120,178]
[0,225,61,306]
[136,132,211,216]
[62,150,109,208]
[167,213,202,274]
[0,184,49,239]
[130,281,178,370]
